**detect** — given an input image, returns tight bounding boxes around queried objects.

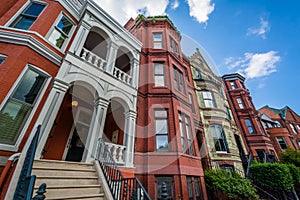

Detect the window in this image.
[247,98,253,108]
[210,124,228,152]
[153,33,162,49]
[179,113,194,155]
[290,124,298,134]
[184,68,189,82]
[289,137,297,149]
[169,36,179,55]
[0,68,48,145]
[245,119,254,134]
[201,91,216,108]
[0,54,7,65]
[189,93,195,113]
[220,165,234,172]
[48,14,74,49]
[195,69,202,79]
[230,81,236,89]
[225,106,232,121]
[154,63,165,87]
[256,149,266,162]
[276,136,288,151]
[174,67,185,93]
[155,110,169,151]
[156,176,174,200]
[236,98,244,109]
[10,2,45,30]
[186,177,202,200]
[257,119,265,135]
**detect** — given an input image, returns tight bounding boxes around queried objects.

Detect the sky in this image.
[95,0,300,114]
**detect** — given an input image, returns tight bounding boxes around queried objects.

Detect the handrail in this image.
[96,138,151,200]
[13,125,46,200]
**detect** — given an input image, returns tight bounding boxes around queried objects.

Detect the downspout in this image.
[0,153,21,189]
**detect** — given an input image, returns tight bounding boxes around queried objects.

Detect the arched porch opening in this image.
[42,83,97,162]
[83,27,109,60]
[115,46,132,75]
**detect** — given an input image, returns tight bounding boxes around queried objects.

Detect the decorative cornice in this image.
[0,29,62,66]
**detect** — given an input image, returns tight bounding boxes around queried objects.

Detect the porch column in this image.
[124,110,137,168]
[69,19,91,56]
[35,79,69,158]
[84,98,109,162]
[106,41,119,74]
[130,57,140,88]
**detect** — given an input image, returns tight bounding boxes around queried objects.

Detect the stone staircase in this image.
[32,159,105,200]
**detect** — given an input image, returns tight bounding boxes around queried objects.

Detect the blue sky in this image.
[96,0,300,114]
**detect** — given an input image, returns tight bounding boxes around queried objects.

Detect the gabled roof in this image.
[259,105,288,120]
[259,113,275,123]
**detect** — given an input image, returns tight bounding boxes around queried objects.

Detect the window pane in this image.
[14,17,35,30]
[156,177,174,199]
[57,16,72,35]
[155,76,165,87]
[48,29,66,48]
[156,119,168,134]
[12,70,46,104]
[156,135,168,151]
[153,33,162,41]
[24,3,45,17]
[155,110,167,118]
[0,100,31,144]
[154,63,164,74]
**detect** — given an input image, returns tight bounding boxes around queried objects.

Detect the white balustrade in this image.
[113,67,132,86]
[104,142,126,165]
[80,48,107,71]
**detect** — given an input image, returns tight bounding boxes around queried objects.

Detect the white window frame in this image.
[0,54,7,65]
[201,91,216,108]
[290,123,298,134]
[276,136,288,151]
[245,118,254,134]
[46,12,76,51]
[0,65,51,151]
[154,63,165,87]
[230,81,236,89]
[153,32,163,49]
[237,98,244,109]
[7,1,47,30]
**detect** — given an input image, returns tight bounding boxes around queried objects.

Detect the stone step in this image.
[35,176,99,186]
[33,159,94,170]
[41,185,102,198]
[32,168,96,177]
[45,193,105,200]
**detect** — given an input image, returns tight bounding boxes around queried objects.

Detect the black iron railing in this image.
[13,125,46,200]
[96,138,151,200]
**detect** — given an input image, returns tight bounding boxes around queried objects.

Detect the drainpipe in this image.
[0,153,21,189]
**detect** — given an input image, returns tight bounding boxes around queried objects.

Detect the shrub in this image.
[280,148,300,167]
[204,169,258,200]
[286,164,300,184]
[249,162,294,191]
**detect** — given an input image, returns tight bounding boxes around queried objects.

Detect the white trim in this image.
[0,64,51,151]
[45,11,77,52]
[0,54,7,64]
[0,29,62,65]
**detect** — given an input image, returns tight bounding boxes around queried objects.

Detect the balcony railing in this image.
[105,142,126,165]
[113,67,132,85]
[80,48,107,71]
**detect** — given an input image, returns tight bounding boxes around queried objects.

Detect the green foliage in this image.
[286,164,300,184]
[280,148,300,167]
[249,162,294,191]
[204,169,258,200]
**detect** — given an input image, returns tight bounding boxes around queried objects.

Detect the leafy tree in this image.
[204,169,258,200]
[280,148,300,167]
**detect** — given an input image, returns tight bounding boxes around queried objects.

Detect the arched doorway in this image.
[42,84,96,162]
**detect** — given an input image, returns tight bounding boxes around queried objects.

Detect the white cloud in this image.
[224,51,280,79]
[247,17,270,39]
[186,0,215,24]
[171,0,180,9]
[94,0,169,25]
